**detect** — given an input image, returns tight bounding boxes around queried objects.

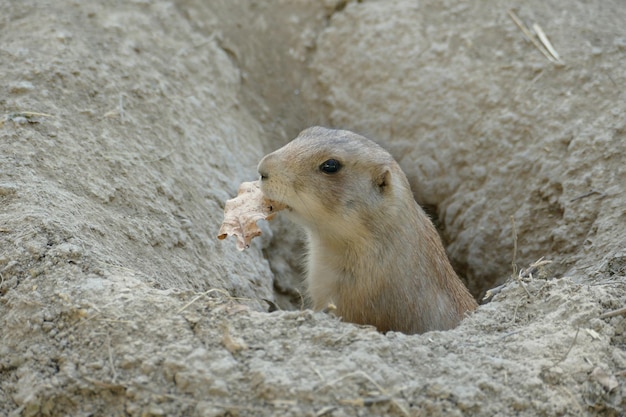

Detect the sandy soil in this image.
[1,1,624,416]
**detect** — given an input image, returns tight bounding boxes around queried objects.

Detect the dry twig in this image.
[510,216,532,298]
[532,23,562,63]
[1,111,54,127]
[518,257,553,279]
[510,215,518,277]
[554,327,580,365]
[176,288,232,314]
[508,9,563,65]
[570,189,607,202]
[599,307,626,319]
[317,370,409,416]
[106,332,118,383]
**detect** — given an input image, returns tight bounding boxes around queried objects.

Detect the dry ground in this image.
[1,1,625,416]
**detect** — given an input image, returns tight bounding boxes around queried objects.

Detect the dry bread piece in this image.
[217,181,286,250]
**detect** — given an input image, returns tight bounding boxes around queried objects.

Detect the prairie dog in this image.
[257,127,477,334]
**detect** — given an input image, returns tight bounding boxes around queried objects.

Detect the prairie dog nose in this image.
[257,153,276,180]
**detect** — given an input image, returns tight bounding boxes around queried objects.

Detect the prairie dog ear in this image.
[373,166,392,194]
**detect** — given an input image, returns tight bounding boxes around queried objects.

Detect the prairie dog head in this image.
[257,127,410,241]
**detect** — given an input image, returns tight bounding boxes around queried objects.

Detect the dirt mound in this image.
[1,1,624,416]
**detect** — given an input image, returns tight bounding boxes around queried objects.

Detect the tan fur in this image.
[257,127,477,334]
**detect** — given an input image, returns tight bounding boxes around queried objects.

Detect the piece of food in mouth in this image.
[217,180,286,250]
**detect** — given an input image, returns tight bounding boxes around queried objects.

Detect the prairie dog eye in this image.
[319,159,342,174]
